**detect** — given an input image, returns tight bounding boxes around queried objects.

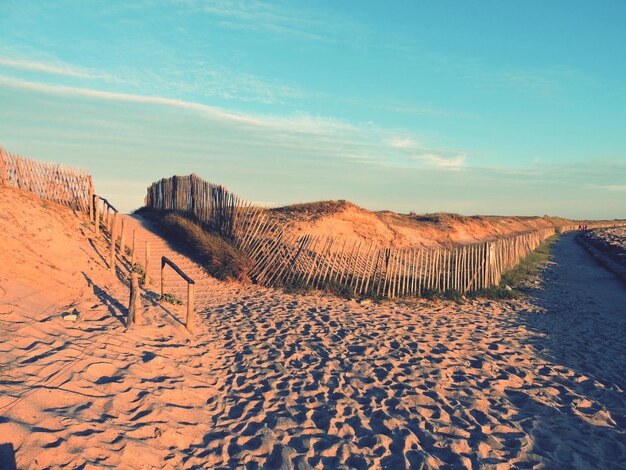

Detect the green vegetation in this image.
[131,263,147,286]
[421,289,465,302]
[502,234,559,287]
[284,234,560,303]
[471,234,560,299]
[157,293,184,305]
[271,200,352,222]
[136,207,559,304]
[469,286,520,300]
[136,208,251,282]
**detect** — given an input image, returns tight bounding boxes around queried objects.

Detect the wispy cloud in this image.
[0,56,123,83]
[173,0,366,44]
[0,57,93,78]
[384,37,593,97]
[0,51,306,105]
[380,103,480,120]
[443,57,593,97]
[606,185,626,192]
[413,153,466,170]
[386,136,466,170]
[0,75,356,136]
[482,66,594,96]
[388,136,421,150]
[151,62,309,105]
[0,75,472,172]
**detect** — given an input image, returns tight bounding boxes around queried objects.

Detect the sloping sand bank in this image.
[271,201,574,249]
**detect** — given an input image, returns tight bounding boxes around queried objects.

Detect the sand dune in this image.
[1,188,625,468]
[271,200,574,249]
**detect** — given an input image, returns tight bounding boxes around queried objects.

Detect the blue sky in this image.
[0,1,625,218]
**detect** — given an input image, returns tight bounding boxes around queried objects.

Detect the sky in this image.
[0,1,625,218]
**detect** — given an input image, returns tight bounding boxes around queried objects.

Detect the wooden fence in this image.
[146,174,245,237]
[244,228,555,298]
[0,146,93,213]
[557,223,622,233]
[146,174,560,297]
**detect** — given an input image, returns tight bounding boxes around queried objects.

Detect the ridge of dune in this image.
[271,200,578,249]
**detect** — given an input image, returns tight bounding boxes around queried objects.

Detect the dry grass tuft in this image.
[470,234,560,299]
[137,208,252,282]
[270,200,357,223]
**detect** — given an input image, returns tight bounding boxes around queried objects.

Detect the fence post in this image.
[145,241,151,285]
[161,258,166,297]
[88,185,93,220]
[186,282,195,332]
[487,242,495,287]
[131,229,137,265]
[110,213,117,274]
[128,271,140,327]
[94,195,100,236]
[119,217,126,254]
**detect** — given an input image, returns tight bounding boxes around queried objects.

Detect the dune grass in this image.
[157,293,184,305]
[130,263,147,285]
[470,233,560,299]
[284,235,560,302]
[501,234,560,287]
[136,208,252,282]
[137,207,559,301]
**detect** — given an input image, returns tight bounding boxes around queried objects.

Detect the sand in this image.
[272,201,573,249]
[1,188,625,469]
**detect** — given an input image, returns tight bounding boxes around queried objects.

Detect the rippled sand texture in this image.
[1,189,625,468]
[3,275,625,468]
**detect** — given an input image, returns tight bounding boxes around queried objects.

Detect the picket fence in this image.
[0,146,93,213]
[146,174,559,297]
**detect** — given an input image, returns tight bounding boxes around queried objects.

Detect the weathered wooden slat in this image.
[417,248,423,296]
[1,146,93,212]
[141,173,566,298]
[356,242,375,294]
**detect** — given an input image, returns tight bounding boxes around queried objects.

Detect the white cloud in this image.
[413,153,465,170]
[388,136,420,150]
[606,185,626,192]
[0,75,356,136]
[0,53,304,105]
[381,103,479,120]
[174,0,363,44]
[0,57,122,83]
[0,75,470,172]
[385,136,466,170]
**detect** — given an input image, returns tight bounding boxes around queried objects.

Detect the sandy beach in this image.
[3,3,626,467]
[1,189,625,469]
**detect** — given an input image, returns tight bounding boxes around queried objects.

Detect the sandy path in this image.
[510,233,626,467]
[528,233,626,390]
[121,214,248,316]
[2,206,626,468]
[180,233,626,468]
